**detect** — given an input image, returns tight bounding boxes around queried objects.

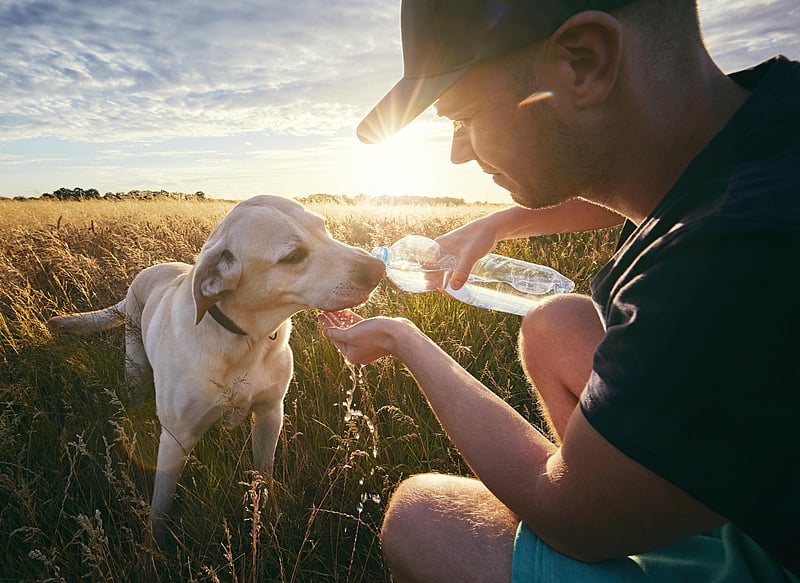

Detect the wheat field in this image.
[0,197,619,582]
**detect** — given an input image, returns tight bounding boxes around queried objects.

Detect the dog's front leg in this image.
[251,402,284,476]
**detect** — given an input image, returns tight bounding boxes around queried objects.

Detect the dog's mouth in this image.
[318,256,385,312]
[320,284,380,312]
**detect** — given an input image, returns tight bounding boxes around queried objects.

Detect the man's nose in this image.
[450,130,475,165]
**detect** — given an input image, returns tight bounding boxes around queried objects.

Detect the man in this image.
[321,0,800,580]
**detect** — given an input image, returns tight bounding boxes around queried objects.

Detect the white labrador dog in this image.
[47,195,384,534]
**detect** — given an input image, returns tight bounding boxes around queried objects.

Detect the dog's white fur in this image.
[47,195,384,534]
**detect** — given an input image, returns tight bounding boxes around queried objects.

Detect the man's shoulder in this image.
[676,56,800,226]
[730,55,800,97]
[720,55,800,224]
[730,56,800,150]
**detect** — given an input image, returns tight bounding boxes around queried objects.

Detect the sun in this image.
[349,123,445,197]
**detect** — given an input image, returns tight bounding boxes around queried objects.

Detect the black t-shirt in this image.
[581,56,800,576]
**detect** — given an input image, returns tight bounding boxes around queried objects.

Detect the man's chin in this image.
[510,186,551,210]
[510,192,533,208]
[492,173,517,194]
[490,174,536,208]
[494,178,525,204]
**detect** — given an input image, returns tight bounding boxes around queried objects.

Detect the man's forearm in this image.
[392,321,557,516]
[486,200,624,241]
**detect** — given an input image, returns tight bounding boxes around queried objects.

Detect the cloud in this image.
[0,153,26,165]
[0,0,400,142]
[699,0,800,71]
[2,0,797,145]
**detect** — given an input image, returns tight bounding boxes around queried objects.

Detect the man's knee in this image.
[380,474,434,557]
[520,294,597,345]
[518,294,602,372]
[381,474,518,581]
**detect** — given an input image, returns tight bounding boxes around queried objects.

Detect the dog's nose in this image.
[357,254,386,287]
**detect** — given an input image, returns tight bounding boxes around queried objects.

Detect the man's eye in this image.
[279,248,308,265]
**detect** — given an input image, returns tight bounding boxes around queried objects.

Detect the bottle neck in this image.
[371,246,389,264]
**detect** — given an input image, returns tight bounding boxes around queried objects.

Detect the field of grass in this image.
[0,197,619,582]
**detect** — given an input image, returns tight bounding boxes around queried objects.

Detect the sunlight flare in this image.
[349,124,443,197]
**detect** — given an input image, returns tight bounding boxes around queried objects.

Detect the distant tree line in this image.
[295,193,467,206]
[31,187,207,201]
[3,188,472,206]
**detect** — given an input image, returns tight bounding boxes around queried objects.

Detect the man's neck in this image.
[601,58,750,224]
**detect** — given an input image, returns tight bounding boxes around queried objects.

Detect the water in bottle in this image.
[371,235,575,316]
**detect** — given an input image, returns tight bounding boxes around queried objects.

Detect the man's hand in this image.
[318,309,411,365]
[435,221,498,290]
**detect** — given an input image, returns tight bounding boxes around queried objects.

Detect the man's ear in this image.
[192,241,243,324]
[546,11,623,108]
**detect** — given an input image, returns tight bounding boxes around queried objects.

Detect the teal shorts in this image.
[512,522,798,582]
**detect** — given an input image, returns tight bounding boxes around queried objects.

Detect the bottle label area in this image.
[374,236,575,316]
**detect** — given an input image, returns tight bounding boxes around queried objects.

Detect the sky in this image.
[1,0,798,203]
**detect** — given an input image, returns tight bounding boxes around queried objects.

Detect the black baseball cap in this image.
[357,0,636,144]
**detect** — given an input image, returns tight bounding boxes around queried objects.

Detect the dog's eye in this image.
[279,248,308,265]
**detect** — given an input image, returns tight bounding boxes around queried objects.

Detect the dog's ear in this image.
[192,243,243,325]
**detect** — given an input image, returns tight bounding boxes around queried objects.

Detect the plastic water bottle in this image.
[371,235,575,316]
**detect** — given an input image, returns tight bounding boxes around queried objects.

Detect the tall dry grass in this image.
[0,197,619,581]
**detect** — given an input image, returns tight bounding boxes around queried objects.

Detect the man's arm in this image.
[321,313,725,561]
[482,200,625,240]
[531,410,725,561]
[436,200,624,289]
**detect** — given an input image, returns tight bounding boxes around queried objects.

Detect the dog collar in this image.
[207,304,279,341]
[208,304,248,336]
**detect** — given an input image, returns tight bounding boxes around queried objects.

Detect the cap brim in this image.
[357,68,468,144]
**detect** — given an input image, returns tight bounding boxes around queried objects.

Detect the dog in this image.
[47,195,385,535]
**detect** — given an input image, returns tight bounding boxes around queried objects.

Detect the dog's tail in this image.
[47,300,127,336]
